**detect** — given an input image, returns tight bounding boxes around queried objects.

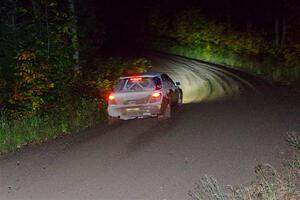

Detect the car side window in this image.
[165,75,175,86]
[153,77,162,89]
[162,74,175,87]
[161,74,168,87]
[162,74,175,89]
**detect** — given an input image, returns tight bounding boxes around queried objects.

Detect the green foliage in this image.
[74,57,151,101]
[0,0,76,116]
[0,98,105,153]
[0,55,150,153]
[9,50,54,116]
[0,1,151,153]
[162,42,300,83]
[0,0,104,153]
[148,7,300,85]
[188,176,225,200]
[150,8,273,56]
[284,45,300,67]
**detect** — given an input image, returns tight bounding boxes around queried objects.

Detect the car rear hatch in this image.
[111,76,162,106]
[114,91,156,105]
[111,90,162,118]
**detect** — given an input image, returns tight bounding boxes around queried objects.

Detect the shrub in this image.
[188,133,300,200]
[0,97,104,153]
[148,7,300,85]
[9,50,55,116]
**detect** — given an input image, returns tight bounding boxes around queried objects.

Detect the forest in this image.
[0,0,300,152]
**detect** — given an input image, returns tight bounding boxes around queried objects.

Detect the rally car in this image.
[107,72,183,124]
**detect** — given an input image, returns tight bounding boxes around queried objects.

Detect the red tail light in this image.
[108,94,116,105]
[108,94,115,100]
[152,92,161,98]
[149,92,161,103]
[129,77,142,82]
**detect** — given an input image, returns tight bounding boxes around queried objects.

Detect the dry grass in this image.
[189,132,300,200]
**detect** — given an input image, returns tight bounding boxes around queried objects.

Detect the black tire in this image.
[177,91,183,107]
[108,116,120,125]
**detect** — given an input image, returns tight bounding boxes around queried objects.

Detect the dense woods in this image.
[0,0,148,152]
[83,0,300,81]
[143,0,300,82]
[0,0,300,152]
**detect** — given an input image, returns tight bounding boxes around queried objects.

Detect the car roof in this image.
[120,72,163,79]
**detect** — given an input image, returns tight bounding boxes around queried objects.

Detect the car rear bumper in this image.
[108,103,162,120]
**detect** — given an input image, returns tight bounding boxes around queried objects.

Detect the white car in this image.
[107,72,183,124]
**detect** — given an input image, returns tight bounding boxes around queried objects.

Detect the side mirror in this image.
[175,82,180,86]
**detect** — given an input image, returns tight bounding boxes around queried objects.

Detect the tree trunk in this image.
[31,0,42,36]
[247,19,252,33]
[68,0,80,75]
[45,2,50,59]
[281,16,286,48]
[12,1,17,50]
[226,15,231,28]
[275,15,280,48]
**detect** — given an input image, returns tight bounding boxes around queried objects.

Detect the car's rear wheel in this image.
[177,91,183,107]
[108,116,120,125]
[158,99,171,120]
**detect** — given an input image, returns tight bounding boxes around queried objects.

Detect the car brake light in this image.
[129,77,142,82]
[108,94,115,100]
[108,94,116,104]
[149,92,161,103]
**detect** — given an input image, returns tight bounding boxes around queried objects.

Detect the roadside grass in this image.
[0,98,105,154]
[287,132,300,150]
[151,39,300,86]
[188,132,300,200]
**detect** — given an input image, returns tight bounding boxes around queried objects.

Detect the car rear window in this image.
[114,77,161,92]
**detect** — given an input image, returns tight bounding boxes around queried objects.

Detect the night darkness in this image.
[78,0,300,50]
[1,0,300,199]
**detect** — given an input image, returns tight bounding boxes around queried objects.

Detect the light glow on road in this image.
[152,56,255,104]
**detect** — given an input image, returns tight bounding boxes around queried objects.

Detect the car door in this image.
[166,75,180,104]
[162,74,177,105]
[161,74,172,100]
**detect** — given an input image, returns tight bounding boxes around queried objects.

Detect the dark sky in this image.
[92,0,287,29]
[78,0,299,49]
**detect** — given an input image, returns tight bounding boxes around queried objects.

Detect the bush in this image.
[188,133,300,200]
[148,7,300,85]
[284,45,300,68]
[74,57,151,101]
[0,97,104,153]
[287,132,300,151]
[150,8,273,56]
[151,38,300,84]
